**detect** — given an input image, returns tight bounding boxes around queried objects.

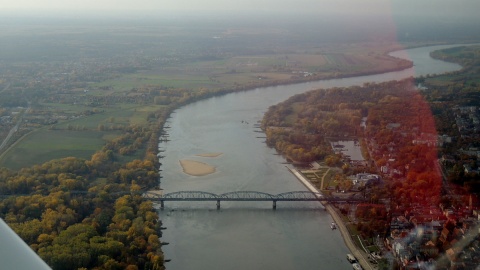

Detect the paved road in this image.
[326,204,376,270]
[288,167,376,270]
[0,120,19,152]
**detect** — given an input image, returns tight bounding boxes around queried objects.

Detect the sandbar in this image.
[196,152,223,158]
[179,159,216,176]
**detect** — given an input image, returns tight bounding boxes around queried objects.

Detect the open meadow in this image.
[0,101,163,168]
[1,130,108,170]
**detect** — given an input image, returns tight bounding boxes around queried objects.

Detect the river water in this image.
[157,44,466,270]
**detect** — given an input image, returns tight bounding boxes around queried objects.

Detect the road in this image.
[0,101,31,153]
[288,167,376,270]
[327,204,376,270]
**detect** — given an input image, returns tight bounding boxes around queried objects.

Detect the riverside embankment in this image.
[287,166,374,270]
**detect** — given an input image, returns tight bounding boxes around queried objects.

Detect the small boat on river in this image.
[331,222,336,230]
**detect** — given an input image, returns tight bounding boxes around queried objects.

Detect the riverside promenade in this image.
[287,166,375,270]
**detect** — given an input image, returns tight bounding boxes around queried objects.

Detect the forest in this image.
[0,124,166,269]
[262,78,443,206]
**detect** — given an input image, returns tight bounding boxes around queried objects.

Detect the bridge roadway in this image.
[1,190,365,209]
[143,190,365,209]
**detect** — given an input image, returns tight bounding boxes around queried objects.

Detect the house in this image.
[412,133,439,146]
[420,241,439,257]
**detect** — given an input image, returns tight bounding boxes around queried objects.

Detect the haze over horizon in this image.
[1,0,479,20]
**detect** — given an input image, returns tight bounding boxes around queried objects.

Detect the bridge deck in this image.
[143,191,364,209]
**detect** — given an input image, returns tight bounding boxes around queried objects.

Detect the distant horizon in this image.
[1,8,479,27]
[1,8,479,45]
[1,0,479,19]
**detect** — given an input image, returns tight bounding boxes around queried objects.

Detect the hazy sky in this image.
[1,0,479,19]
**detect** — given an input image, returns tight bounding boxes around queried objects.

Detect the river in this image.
[157,44,467,270]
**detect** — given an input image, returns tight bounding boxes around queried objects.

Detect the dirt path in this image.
[320,167,330,190]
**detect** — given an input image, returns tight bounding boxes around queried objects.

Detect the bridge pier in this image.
[216,200,220,210]
[273,200,277,210]
[160,200,164,209]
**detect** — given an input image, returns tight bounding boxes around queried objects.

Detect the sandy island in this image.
[179,159,216,176]
[196,152,223,158]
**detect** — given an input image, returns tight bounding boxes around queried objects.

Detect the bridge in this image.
[143,191,365,209]
[1,190,365,210]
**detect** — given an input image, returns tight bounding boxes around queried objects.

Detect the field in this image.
[92,43,410,93]
[0,101,163,169]
[52,104,161,130]
[0,130,109,170]
[93,72,222,92]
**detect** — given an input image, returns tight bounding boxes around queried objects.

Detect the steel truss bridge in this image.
[143,191,365,209]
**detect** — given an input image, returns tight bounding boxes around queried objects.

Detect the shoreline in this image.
[287,166,374,270]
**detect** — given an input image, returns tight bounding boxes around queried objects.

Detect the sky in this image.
[1,0,479,19]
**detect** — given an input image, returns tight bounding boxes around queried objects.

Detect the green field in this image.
[0,130,112,170]
[0,102,161,169]
[92,72,222,91]
[51,104,161,130]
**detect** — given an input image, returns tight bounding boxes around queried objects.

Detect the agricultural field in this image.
[93,72,222,92]
[0,101,162,168]
[91,43,409,93]
[0,130,110,170]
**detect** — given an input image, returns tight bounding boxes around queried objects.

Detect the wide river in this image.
[158,44,467,270]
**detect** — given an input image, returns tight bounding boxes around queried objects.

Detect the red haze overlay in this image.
[342,3,444,206]
[349,3,478,269]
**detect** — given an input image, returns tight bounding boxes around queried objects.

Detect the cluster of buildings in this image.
[384,199,480,269]
[451,106,480,175]
[0,115,12,125]
[454,106,480,135]
[341,107,480,268]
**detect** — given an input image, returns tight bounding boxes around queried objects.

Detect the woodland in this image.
[0,125,166,269]
[261,79,442,205]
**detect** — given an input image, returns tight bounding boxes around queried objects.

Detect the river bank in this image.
[287,166,375,270]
